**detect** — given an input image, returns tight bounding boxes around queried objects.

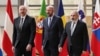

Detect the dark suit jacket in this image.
[13,15,36,48]
[42,15,63,48]
[59,20,89,51]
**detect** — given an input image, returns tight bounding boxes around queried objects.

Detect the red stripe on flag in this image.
[32,47,36,56]
[93,12,100,29]
[59,40,68,56]
[34,33,44,56]
[2,0,14,56]
[2,31,14,56]
[6,0,13,23]
[91,33,100,56]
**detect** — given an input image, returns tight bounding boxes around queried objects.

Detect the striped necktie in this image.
[48,18,52,27]
[19,18,24,29]
[71,22,75,36]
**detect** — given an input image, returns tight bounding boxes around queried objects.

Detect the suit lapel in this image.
[17,17,21,30]
[44,18,49,29]
[72,20,79,36]
[44,15,56,29]
[21,15,28,30]
[68,22,71,36]
[17,17,20,27]
[49,16,56,28]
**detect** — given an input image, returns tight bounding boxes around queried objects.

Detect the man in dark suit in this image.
[12,5,36,56]
[58,11,89,56]
[42,5,63,56]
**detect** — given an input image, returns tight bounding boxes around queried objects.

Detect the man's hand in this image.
[12,46,15,52]
[26,44,32,51]
[41,46,43,52]
[58,47,62,52]
[82,51,86,54]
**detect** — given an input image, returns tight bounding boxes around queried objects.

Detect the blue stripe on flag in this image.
[0,49,3,56]
[78,10,85,20]
[93,28,100,41]
[57,0,64,17]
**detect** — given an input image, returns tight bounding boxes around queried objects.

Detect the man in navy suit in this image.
[12,5,36,56]
[42,5,63,56]
[58,11,89,56]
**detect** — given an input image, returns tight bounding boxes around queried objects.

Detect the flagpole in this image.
[54,0,59,15]
[83,0,86,22]
[91,0,95,56]
[91,0,94,56]
[47,0,50,5]
[84,0,86,15]
[18,0,24,5]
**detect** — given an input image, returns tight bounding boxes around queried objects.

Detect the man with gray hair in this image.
[12,5,36,56]
[58,11,89,56]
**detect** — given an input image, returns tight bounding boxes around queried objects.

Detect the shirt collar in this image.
[71,19,78,24]
[21,15,26,19]
[48,15,54,20]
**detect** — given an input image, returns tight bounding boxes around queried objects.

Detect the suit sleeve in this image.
[42,20,44,45]
[12,19,17,46]
[83,23,89,51]
[58,18,64,40]
[28,18,36,46]
[59,23,67,47]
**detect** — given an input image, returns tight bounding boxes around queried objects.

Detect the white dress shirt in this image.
[20,15,26,24]
[71,20,78,36]
[48,16,53,26]
[19,15,26,29]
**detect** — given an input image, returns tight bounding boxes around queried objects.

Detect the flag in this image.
[24,0,28,6]
[57,0,66,27]
[77,0,85,20]
[0,48,3,56]
[2,0,14,56]
[57,0,68,56]
[91,0,100,56]
[24,0,29,14]
[34,0,47,56]
[77,0,90,56]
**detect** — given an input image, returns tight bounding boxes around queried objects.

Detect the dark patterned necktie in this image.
[19,18,24,29]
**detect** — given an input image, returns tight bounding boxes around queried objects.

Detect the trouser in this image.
[43,42,59,56]
[69,46,82,56]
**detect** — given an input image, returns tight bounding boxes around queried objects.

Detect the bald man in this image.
[58,11,89,56]
[42,5,63,56]
[12,5,36,56]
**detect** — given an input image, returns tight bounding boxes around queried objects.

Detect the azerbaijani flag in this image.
[57,0,68,56]
[34,0,47,56]
[91,0,100,56]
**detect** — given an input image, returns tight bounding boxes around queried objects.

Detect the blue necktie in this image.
[48,18,52,27]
